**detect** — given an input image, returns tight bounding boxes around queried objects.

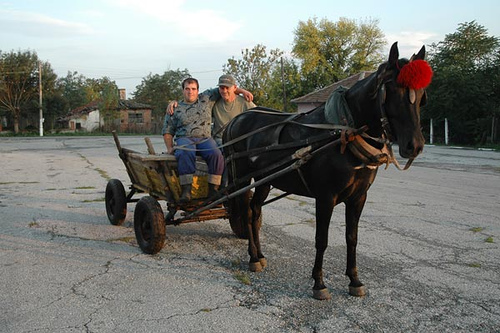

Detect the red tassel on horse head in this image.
[397,59,433,89]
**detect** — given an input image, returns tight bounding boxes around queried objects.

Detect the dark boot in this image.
[208,183,219,198]
[179,184,192,203]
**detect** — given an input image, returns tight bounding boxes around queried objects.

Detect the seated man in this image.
[167,74,255,146]
[162,77,224,203]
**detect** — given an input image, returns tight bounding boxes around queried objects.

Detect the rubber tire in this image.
[134,196,166,254]
[227,190,261,239]
[105,179,127,226]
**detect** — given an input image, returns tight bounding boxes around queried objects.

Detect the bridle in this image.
[371,73,418,171]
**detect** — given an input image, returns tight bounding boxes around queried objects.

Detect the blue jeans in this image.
[174,137,224,185]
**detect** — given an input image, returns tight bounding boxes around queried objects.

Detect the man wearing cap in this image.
[166,74,255,145]
[163,77,253,202]
[211,74,256,145]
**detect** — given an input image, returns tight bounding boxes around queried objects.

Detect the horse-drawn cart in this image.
[106,42,432,299]
[104,131,248,254]
[105,122,381,256]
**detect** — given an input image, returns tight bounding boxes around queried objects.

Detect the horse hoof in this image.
[349,285,366,297]
[313,288,331,300]
[249,261,263,272]
[259,257,267,268]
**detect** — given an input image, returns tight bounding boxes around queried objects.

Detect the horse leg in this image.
[247,185,271,272]
[312,195,334,300]
[345,195,367,297]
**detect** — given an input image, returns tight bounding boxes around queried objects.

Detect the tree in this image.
[266,57,302,111]
[292,17,385,92]
[133,69,190,122]
[0,50,40,133]
[426,21,500,144]
[57,71,88,111]
[85,77,119,131]
[224,44,283,106]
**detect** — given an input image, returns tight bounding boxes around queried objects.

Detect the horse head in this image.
[374,42,432,159]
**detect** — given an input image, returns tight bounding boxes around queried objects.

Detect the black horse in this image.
[222,42,431,300]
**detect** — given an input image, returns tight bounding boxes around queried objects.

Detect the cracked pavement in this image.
[1,136,499,332]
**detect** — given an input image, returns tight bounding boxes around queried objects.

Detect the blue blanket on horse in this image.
[324,86,354,127]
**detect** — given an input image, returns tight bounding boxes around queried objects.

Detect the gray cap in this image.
[218,74,236,87]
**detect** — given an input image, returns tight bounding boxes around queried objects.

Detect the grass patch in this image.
[95,167,111,181]
[468,262,481,268]
[233,271,251,285]
[28,221,39,227]
[303,218,315,225]
[107,237,135,243]
[285,195,310,206]
[75,186,96,190]
[469,227,484,233]
[485,236,494,243]
[82,197,105,203]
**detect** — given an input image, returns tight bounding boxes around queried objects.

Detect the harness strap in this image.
[224,130,338,164]
[347,134,414,170]
[177,116,353,153]
[179,127,368,222]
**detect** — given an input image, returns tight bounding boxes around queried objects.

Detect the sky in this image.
[1,0,499,99]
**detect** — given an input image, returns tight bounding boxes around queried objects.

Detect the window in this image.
[128,112,143,124]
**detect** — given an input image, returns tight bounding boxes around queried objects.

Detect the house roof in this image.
[291,71,374,104]
[117,100,151,110]
[59,99,152,121]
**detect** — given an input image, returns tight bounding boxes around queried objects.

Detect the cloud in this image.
[0,9,94,38]
[385,31,440,56]
[108,0,242,43]
[387,31,439,48]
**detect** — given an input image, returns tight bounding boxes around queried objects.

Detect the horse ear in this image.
[388,42,399,66]
[412,45,426,61]
[377,42,398,85]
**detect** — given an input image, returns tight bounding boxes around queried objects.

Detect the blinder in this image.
[409,89,416,104]
[408,88,428,106]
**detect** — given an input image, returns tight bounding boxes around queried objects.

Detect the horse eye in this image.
[409,89,416,104]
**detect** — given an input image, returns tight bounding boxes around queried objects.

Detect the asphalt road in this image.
[0,135,499,332]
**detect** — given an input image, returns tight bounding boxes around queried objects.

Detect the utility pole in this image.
[39,61,44,137]
[281,57,287,112]
[445,118,449,145]
[429,118,433,145]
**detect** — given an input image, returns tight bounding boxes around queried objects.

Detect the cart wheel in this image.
[227,190,261,239]
[134,196,166,254]
[105,179,127,226]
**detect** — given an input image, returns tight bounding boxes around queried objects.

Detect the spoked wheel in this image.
[134,196,166,254]
[105,179,127,226]
[227,190,261,239]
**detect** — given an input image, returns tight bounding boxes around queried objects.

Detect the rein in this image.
[173,100,414,171]
[375,81,415,170]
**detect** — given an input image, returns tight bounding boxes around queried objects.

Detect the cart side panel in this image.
[126,152,209,201]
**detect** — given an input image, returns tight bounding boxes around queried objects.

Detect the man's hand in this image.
[241,90,253,102]
[166,101,178,115]
[235,87,253,102]
[163,134,175,154]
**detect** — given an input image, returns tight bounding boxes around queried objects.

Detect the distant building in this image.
[58,89,153,133]
[291,71,373,113]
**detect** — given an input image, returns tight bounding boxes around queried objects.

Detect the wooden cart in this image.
[104,132,248,254]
